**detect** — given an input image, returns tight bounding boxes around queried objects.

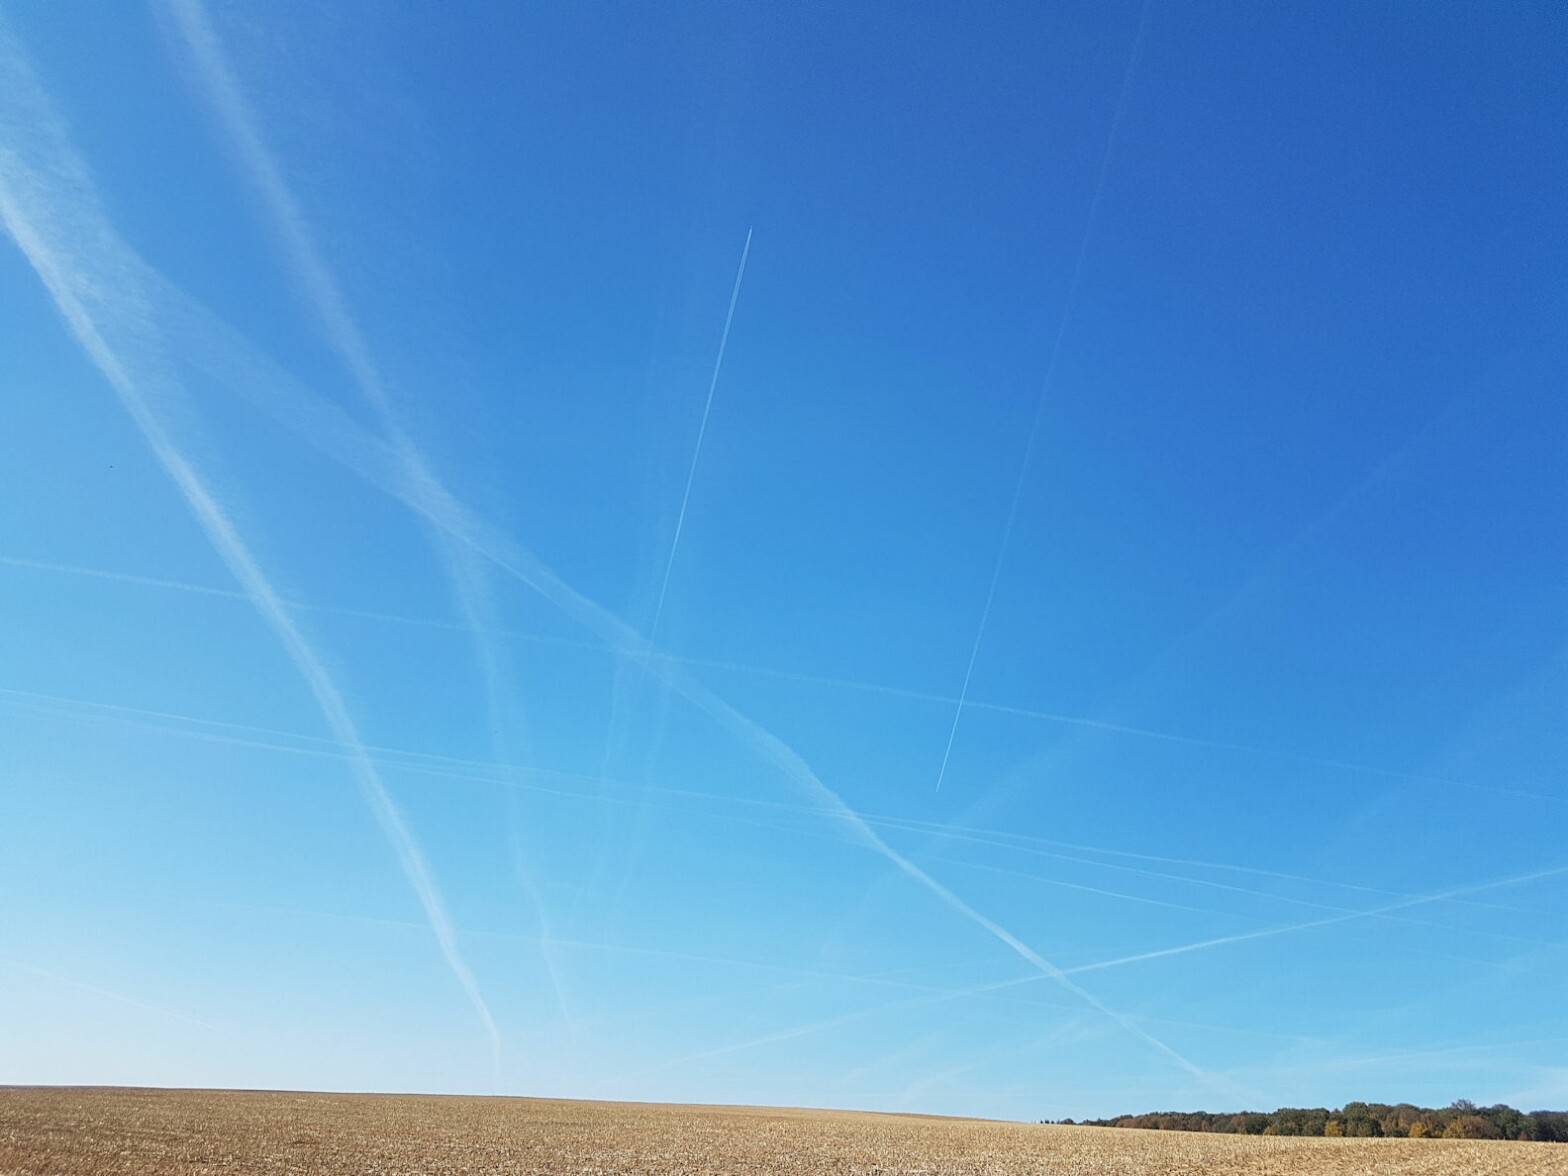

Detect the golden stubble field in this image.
[3,1087,1566,1175]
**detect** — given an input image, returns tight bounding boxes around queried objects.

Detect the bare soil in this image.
[3,1086,1565,1175]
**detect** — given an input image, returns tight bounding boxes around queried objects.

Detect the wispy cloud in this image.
[156,0,574,1035]
[0,13,499,1068]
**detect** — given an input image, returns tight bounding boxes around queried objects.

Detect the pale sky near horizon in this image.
[2,0,1566,1122]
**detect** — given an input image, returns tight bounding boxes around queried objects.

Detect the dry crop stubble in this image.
[2,1088,1566,1175]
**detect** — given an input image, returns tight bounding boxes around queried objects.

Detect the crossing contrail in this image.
[7,550,1557,814]
[0,14,500,1068]
[152,248,1236,1097]
[7,7,1227,1091]
[157,0,574,1036]
[5,658,1552,940]
[1061,864,1568,977]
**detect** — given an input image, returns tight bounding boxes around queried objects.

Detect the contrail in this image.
[16,679,1554,962]
[157,0,574,1036]
[6,664,1552,936]
[934,2,1151,793]
[6,43,1221,1088]
[0,685,857,864]
[446,544,579,1035]
[14,677,1555,963]
[610,973,1043,1087]
[202,897,1082,1009]
[932,349,1530,843]
[0,554,601,657]
[0,16,499,1068]
[647,227,753,659]
[909,850,1564,959]
[0,956,258,1044]
[152,271,1234,1095]
[670,682,1244,1098]
[12,551,1553,813]
[1061,864,1568,977]
[600,227,753,926]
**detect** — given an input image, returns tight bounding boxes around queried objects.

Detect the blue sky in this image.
[2,0,1566,1121]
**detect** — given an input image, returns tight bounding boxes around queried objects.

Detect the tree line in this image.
[1066,1101,1568,1141]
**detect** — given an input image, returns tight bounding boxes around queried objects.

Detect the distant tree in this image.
[1340,1102,1382,1138]
[1445,1116,1502,1140]
[1079,1099,1564,1143]
[1531,1112,1568,1143]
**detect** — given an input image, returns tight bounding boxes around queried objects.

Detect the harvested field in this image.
[2,1088,1566,1175]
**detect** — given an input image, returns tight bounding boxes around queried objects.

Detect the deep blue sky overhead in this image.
[2,1,1565,1120]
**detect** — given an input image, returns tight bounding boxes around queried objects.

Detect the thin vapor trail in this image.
[16,682,1558,966]
[934,2,1151,793]
[597,227,753,931]
[0,554,597,657]
[6,674,1554,937]
[611,973,1039,1086]
[0,957,257,1044]
[447,548,579,1034]
[205,899,1025,1002]
[1062,864,1568,977]
[674,686,1246,1100]
[5,65,1222,1088]
[158,0,574,1034]
[911,851,1564,960]
[646,227,753,658]
[0,17,499,1067]
[16,551,1549,812]
[0,685,859,864]
[15,672,1551,958]
[155,274,1235,1096]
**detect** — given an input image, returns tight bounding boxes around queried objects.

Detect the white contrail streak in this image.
[0,16,499,1067]
[4,24,1223,1088]
[610,973,1040,1086]
[158,0,574,1035]
[151,272,1235,1094]
[1061,864,1568,977]
[0,957,258,1044]
[10,681,1558,960]
[671,683,1246,1098]
[6,660,1555,935]
[933,2,1151,793]
[646,227,753,657]
[13,682,1557,968]
[12,552,1553,812]
[599,227,754,929]
[203,897,1086,1011]
[158,0,383,420]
